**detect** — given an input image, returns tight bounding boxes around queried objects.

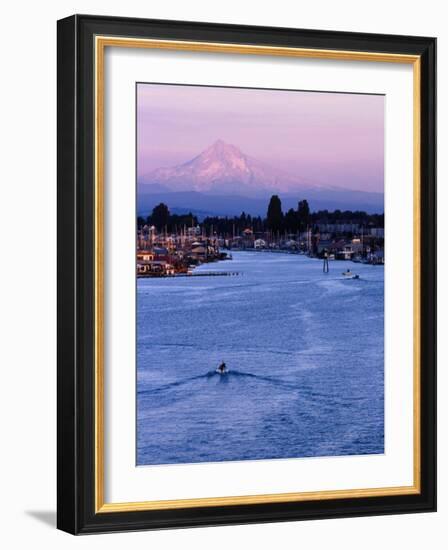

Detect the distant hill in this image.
[138,191,384,219]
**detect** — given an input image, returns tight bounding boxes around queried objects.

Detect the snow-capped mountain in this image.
[138,140,384,216]
[140,139,302,194]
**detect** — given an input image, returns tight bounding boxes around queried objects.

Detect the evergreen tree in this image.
[151,203,170,230]
[267,195,283,232]
[239,211,247,228]
[284,208,298,233]
[297,199,310,232]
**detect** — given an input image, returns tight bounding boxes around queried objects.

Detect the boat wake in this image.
[138,369,305,396]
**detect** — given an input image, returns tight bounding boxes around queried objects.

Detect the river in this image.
[137,251,384,465]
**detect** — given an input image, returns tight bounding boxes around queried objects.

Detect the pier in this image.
[138,270,241,279]
[189,271,241,277]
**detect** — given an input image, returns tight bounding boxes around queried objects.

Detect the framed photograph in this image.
[57,14,436,534]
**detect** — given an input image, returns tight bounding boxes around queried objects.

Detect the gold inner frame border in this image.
[94,36,421,514]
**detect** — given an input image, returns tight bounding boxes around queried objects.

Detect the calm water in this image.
[137,251,384,465]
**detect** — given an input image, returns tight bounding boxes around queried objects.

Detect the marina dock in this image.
[138,270,241,279]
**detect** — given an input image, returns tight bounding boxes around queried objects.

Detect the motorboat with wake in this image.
[216,362,229,375]
[342,269,360,280]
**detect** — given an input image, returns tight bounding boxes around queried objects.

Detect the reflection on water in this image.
[137,251,384,465]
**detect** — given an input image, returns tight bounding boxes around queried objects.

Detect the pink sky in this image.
[137,83,384,193]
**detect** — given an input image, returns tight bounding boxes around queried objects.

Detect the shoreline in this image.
[137,249,383,280]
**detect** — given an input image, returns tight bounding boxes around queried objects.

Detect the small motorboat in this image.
[342,269,360,280]
[216,362,229,375]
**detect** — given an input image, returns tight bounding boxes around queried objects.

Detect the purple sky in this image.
[137,83,384,193]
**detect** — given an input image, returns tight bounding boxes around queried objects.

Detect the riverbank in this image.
[230,246,384,265]
[138,270,241,278]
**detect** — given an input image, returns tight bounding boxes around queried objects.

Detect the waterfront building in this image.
[153,246,169,261]
[317,223,361,234]
[137,260,175,276]
[189,241,208,261]
[187,225,201,237]
[137,251,155,262]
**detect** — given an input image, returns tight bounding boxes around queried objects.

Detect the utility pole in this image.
[307,224,311,254]
[323,251,329,273]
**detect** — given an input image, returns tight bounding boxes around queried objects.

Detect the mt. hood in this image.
[140,140,304,195]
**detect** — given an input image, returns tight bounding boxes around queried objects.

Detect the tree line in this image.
[137,203,198,232]
[138,195,384,235]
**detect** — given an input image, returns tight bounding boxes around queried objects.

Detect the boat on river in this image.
[215,362,229,375]
[342,269,360,280]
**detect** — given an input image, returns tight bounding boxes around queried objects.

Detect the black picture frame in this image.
[57,14,436,534]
